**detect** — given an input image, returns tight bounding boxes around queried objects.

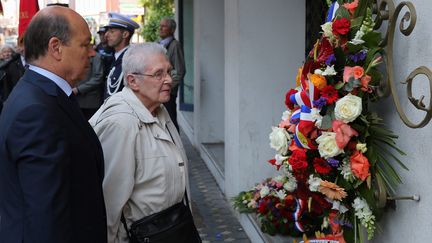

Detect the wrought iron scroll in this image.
[373,0,432,128]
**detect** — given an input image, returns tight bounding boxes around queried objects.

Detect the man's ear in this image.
[127,74,139,91]
[48,37,62,61]
[122,30,130,39]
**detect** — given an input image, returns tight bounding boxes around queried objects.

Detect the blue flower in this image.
[325,54,336,66]
[327,158,340,167]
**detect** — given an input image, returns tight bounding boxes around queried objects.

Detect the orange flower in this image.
[350,150,370,181]
[361,75,372,92]
[343,65,364,82]
[319,180,347,200]
[343,0,359,15]
[309,73,327,90]
[296,67,303,86]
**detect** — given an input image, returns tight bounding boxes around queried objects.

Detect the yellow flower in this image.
[296,67,303,86]
[319,180,347,200]
[309,73,327,90]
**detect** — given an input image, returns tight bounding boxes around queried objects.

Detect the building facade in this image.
[175,0,432,242]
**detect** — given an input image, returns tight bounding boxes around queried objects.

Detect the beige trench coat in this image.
[90,86,190,243]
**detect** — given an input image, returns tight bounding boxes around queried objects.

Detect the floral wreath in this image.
[233,1,407,242]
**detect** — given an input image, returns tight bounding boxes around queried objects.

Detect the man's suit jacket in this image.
[0,70,107,243]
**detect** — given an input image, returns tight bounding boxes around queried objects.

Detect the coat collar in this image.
[120,86,171,126]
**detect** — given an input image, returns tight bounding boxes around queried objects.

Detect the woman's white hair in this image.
[122,43,167,87]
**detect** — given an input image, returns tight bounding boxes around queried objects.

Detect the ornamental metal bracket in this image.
[373,0,432,128]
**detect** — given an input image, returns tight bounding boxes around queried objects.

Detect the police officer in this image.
[104,13,139,98]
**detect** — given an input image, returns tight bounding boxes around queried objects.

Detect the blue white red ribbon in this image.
[289,81,319,149]
[293,198,305,232]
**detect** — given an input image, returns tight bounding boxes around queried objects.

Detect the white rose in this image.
[316,132,344,159]
[269,127,290,155]
[259,186,270,198]
[334,94,363,123]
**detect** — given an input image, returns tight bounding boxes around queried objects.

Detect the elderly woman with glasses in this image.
[90,43,200,243]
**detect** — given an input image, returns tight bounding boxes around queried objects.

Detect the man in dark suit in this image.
[0,6,107,243]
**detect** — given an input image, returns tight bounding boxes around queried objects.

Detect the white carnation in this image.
[308,174,322,192]
[259,186,270,198]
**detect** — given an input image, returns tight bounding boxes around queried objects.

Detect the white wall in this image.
[224,2,305,241]
[224,0,305,196]
[370,0,432,242]
[193,0,225,144]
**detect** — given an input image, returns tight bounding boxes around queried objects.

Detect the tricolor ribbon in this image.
[326,1,340,23]
[293,198,306,232]
[289,81,319,149]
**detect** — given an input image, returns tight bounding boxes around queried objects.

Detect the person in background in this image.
[95,26,114,81]
[0,38,26,103]
[0,6,107,243]
[90,43,200,243]
[73,52,104,120]
[0,44,15,64]
[104,12,139,98]
[158,17,186,131]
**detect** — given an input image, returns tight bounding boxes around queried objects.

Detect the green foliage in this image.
[140,0,174,42]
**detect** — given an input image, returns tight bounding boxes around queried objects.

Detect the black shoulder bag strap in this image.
[121,122,189,241]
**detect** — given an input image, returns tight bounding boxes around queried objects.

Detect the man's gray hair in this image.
[122,43,167,87]
[161,17,176,31]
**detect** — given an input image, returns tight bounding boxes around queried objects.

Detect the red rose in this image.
[332,18,351,35]
[313,157,332,174]
[288,150,308,171]
[285,89,298,110]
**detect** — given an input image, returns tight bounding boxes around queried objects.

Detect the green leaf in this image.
[362,32,382,48]
[350,16,364,31]
[335,6,351,19]
[347,42,364,53]
[354,0,371,18]
[321,114,333,129]
[334,46,347,71]
[364,47,382,69]
[334,82,345,90]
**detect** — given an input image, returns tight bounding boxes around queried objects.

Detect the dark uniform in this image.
[102,12,139,98]
[104,50,126,99]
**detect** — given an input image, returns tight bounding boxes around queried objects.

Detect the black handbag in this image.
[121,195,201,243]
